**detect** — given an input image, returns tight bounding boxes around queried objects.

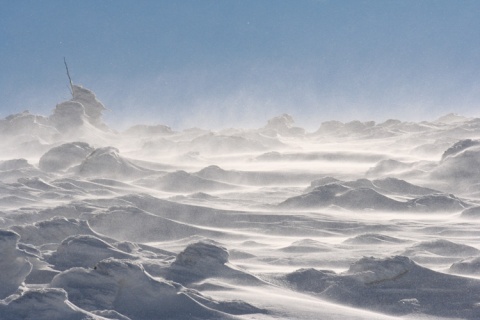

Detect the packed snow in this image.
[1,85,480,319]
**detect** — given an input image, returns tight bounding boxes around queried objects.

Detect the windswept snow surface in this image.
[2,87,480,319]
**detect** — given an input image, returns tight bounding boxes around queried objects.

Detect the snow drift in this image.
[2,85,480,319]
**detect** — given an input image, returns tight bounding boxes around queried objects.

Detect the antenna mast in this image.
[64,57,74,97]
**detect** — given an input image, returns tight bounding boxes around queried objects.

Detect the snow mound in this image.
[137,170,237,192]
[313,120,377,137]
[48,235,136,271]
[0,230,32,299]
[345,255,415,284]
[0,159,32,171]
[163,241,261,286]
[279,184,406,211]
[281,179,466,212]
[256,151,383,162]
[88,206,223,242]
[11,217,98,248]
[0,288,106,320]
[189,133,266,154]
[280,239,332,253]
[188,192,219,200]
[343,233,407,245]
[123,124,174,136]
[50,101,88,133]
[407,193,468,212]
[283,255,480,318]
[196,165,311,186]
[17,177,58,191]
[49,85,108,134]
[431,143,480,189]
[404,239,480,257]
[450,257,480,275]
[435,113,470,124]
[77,147,152,179]
[261,114,305,137]
[173,241,229,269]
[39,142,94,172]
[51,258,253,319]
[366,159,414,177]
[461,206,480,218]
[305,177,340,192]
[70,85,107,129]
[371,177,438,196]
[0,111,57,145]
[441,139,480,161]
[0,161,48,184]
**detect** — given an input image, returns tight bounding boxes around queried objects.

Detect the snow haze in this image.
[1,1,480,129]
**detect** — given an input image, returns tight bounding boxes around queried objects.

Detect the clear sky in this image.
[1,0,479,130]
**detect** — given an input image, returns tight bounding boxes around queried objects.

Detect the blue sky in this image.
[1,0,479,129]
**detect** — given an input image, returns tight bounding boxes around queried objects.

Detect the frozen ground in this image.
[1,86,480,319]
